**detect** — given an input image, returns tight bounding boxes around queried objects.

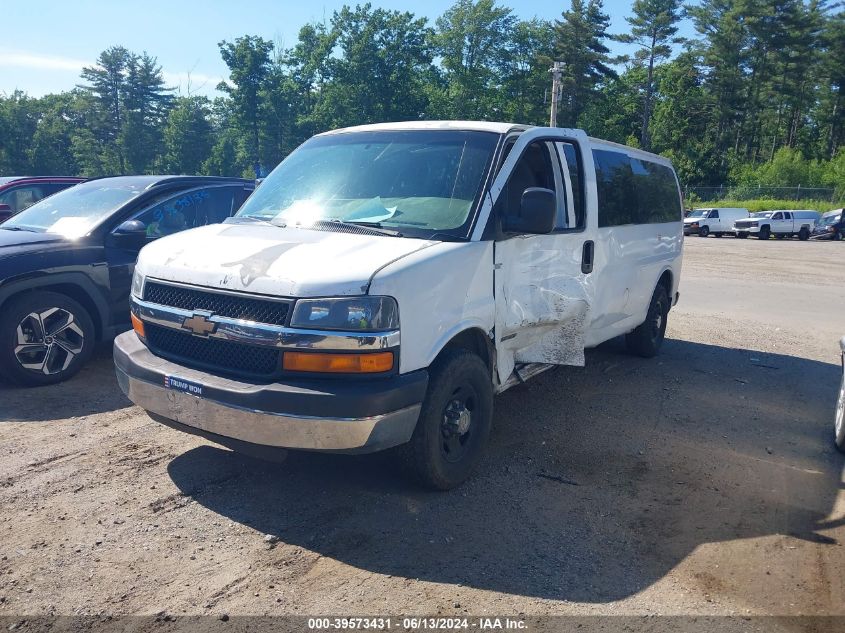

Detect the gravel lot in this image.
[1,236,844,621]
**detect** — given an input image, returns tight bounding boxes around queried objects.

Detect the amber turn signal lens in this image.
[283,351,394,373]
[131,313,145,339]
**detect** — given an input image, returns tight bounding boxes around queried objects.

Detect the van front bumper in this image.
[113,332,427,454]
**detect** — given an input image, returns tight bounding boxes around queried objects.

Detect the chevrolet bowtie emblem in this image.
[181,313,217,336]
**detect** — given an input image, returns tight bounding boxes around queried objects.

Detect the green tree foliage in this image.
[550,0,617,126]
[0,0,842,198]
[615,0,683,149]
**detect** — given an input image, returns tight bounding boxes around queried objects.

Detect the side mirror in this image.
[0,204,12,223]
[108,220,148,248]
[503,187,557,234]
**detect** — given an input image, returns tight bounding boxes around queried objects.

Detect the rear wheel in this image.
[758,226,771,240]
[699,225,710,238]
[798,227,810,241]
[0,291,95,386]
[626,285,669,359]
[403,349,493,490]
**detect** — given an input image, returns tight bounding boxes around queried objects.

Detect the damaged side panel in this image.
[493,236,593,386]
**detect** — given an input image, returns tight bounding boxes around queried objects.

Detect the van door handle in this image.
[581,240,594,274]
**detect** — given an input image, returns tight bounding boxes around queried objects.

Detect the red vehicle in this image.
[0,177,85,222]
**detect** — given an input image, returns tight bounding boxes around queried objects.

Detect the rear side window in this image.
[593,149,681,227]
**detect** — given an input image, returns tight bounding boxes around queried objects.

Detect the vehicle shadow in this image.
[0,345,132,422]
[166,338,844,604]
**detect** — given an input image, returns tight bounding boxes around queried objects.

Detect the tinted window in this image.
[710,210,719,218]
[593,150,681,226]
[134,186,240,239]
[593,150,636,227]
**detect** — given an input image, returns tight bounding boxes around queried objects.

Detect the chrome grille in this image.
[143,281,290,325]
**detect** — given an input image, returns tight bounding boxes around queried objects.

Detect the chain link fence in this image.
[684,185,838,202]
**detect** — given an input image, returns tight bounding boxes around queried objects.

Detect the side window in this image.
[593,150,636,227]
[631,158,682,224]
[710,210,720,219]
[0,185,48,213]
[783,212,791,220]
[496,141,557,219]
[133,187,239,239]
[556,142,585,230]
[772,212,782,220]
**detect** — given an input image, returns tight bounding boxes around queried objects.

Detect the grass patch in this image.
[692,199,842,212]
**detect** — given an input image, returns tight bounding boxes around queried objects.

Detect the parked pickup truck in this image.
[734,210,820,240]
[114,121,684,489]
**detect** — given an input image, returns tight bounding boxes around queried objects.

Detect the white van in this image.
[114,121,683,489]
[684,207,748,237]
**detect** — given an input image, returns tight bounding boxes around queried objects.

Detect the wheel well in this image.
[4,284,104,340]
[436,328,493,372]
[657,270,672,296]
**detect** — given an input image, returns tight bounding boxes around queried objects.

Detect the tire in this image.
[0,291,95,386]
[834,231,842,241]
[737,232,748,239]
[758,226,771,240]
[798,227,810,241]
[403,349,493,490]
[626,285,669,358]
[835,369,845,454]
[699,225,710,238]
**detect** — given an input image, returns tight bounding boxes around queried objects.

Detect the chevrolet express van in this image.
[114,122,684,489]
[683,207,748,237]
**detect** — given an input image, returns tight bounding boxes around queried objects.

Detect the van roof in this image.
[319,120,521,135]
[317,121,674,165]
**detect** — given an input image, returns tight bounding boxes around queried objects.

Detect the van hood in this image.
[136,222,438,297]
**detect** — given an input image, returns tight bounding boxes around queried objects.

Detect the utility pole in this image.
[549,61,564,128]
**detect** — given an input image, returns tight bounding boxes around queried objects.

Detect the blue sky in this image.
[0,0,698,98]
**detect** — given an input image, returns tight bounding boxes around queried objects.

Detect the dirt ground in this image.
[1,236,844,622]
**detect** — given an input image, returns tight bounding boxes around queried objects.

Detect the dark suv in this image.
[0,176,86,222]
[0,175,255,386]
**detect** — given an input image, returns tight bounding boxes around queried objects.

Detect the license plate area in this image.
[164,375,203,397]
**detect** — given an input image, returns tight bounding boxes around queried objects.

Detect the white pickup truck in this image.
[734,210,820,240]
[114,121,684,489]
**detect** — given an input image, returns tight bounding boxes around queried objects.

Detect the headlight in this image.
[131,269,145,298]
[690,222,699,227]
[290,296,399,331]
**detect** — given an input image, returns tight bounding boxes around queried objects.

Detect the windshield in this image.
[2,180,145,237]
[819,212,842,226]
[236,130,499,239]
[687,209,710,218]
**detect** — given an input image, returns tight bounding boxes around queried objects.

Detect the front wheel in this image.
[699,226,710,237]
[758,226,771,240]
[626,285,669,358]
[0,291,95,386]
[403,349,493,490]
[834,370,845,453]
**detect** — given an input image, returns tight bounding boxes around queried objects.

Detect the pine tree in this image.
[551,0,617,126]
[616,0,683,149]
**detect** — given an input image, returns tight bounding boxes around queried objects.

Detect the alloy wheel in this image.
[14,307,85,375]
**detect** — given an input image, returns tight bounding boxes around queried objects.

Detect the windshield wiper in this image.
[328,219,403,237]
[0,226,37,232]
